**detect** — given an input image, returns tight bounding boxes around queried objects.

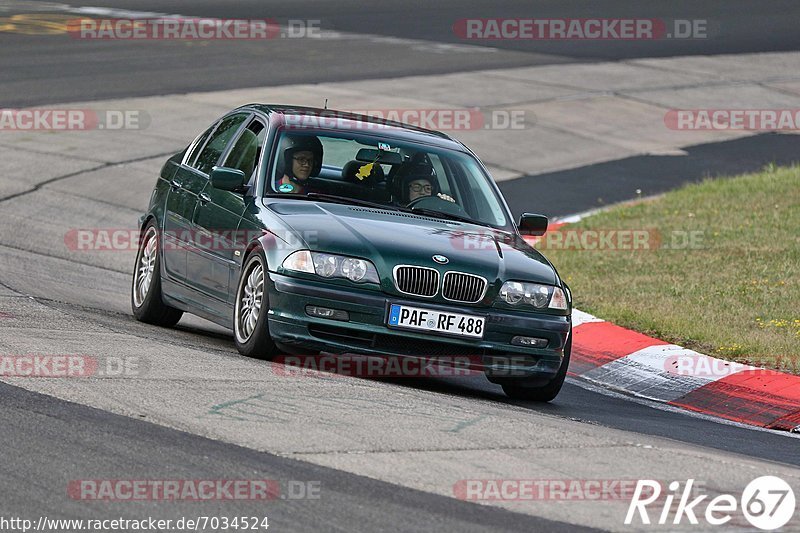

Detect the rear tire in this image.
[131,222,183,327]
[234,249,279,359]
[501,330,571,402]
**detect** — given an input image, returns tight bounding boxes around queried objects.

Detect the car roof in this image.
[236,103,471,152]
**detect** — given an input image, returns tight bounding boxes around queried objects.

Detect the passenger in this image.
[276,135,323,194]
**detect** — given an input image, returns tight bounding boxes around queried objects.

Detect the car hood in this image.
[267,201,558,288]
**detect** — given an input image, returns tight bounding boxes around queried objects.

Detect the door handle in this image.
[198,192,212,205]
[170,179,183,191]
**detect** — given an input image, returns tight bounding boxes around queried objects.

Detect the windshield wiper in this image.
[405,207,489,227]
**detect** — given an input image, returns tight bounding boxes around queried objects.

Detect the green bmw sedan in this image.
[132,104,573,401]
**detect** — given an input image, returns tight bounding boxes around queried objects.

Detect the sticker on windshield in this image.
[279,183,295,193]
[378,142,392,151]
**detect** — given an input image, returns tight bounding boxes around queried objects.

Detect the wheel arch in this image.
[240,231,302,276]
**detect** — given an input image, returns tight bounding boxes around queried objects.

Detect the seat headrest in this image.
[342,160,384,186]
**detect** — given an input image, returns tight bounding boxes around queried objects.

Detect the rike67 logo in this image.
[626,476,795,530]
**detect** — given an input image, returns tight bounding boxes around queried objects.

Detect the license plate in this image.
[387,304,485,339]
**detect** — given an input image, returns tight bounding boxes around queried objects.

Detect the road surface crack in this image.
[0,151,176,204]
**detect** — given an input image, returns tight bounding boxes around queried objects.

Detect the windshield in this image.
[267,129,510,229]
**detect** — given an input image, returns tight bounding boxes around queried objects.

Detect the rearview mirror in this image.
[210,166,246,192]
[518,213,548,236]
[355,148,403,165]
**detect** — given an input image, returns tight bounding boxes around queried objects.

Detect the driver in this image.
[277,134,323,194]
[393,163,455,205]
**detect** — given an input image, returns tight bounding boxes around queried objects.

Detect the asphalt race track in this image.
[1,1,800,531]
[3,0,800,106]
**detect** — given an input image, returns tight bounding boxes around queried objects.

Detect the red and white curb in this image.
[569,309,800,433]
[525,213,800,433]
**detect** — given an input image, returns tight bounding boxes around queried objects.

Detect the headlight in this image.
[499,281,525,305]
[283,250,380,284]
[341,257,368,282]
[313,253,338,277]
[497,281,568,310]
[525,284,550,308]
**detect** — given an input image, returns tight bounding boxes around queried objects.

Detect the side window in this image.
[185,125,215,167]
[221,118,266,181]
[193,113,248,175]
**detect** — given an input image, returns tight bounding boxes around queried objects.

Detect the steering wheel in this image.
[406,194,470,217]
[405,195,432,209]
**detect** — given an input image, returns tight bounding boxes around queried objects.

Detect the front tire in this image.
[234,249,278,359]
[131,222,183,327]
[501,330,571,402]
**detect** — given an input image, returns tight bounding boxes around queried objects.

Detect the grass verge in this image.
[536,164,800,372]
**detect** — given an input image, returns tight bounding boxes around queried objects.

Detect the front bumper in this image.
[267,273,571,380]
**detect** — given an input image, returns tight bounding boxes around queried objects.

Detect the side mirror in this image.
[210,166,246,192]
[518,213,548,236]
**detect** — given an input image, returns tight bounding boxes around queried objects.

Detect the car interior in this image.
[259,130,508,229]
[270,136,446,205]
